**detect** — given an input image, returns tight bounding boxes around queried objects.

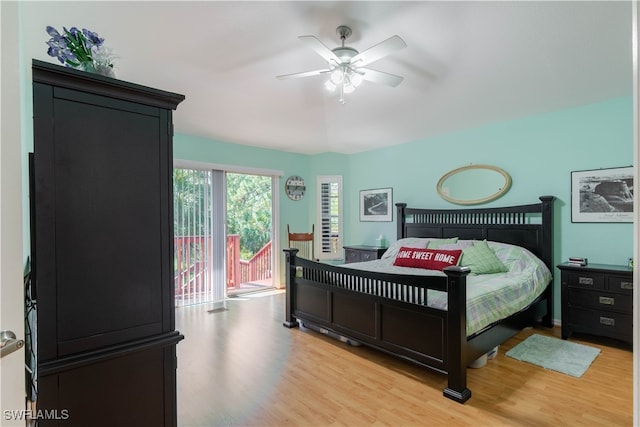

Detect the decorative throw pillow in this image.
[438,241,474,251]
[459,240,508,274]
[393,247,463,271]
[381,238,430,260]
[426,237,459,249]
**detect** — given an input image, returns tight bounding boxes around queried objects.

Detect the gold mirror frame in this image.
[436,164,512,205]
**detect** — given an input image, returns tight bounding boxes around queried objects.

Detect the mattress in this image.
[341,241,552,336]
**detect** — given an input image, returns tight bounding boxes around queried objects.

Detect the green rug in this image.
[505,334,600,378]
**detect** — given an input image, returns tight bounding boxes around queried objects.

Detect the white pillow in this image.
[381,238,430,260]
[438,240,474,251]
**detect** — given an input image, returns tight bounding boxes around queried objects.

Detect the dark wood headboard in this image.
[395,196,555,271]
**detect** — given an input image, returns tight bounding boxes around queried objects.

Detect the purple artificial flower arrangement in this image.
[46,26,115,77]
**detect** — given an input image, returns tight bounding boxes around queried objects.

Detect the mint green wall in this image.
[341,97,633,321]
[173,133,312,280]
[174,134,311,234]
[174,97,633,321]
[345,97,633,258]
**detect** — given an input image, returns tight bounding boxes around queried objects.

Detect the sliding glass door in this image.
[173,166,277,307]
[173,168,223,307]
[226,173,274,295]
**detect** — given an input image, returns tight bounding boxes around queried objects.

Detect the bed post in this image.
[539,195,555,327]
[396,203,407,238]
[282,248,299,328]
[443,265,472,403]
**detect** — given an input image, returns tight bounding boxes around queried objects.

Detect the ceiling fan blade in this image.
[359,68,404,87]
[351,35,407,67]
[298,35,341,64]
[276,69,331,80]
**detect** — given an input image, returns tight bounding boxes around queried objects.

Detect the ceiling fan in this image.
[277,25,407,104]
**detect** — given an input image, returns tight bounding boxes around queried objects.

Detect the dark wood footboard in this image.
[283,196,555,403]
[283,249,474,402]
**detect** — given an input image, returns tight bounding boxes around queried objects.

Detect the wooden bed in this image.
[283,196,555,403]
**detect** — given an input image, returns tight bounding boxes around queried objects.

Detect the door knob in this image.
[1,330,24,358]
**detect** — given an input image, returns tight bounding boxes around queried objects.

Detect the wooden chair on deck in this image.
[287,224,315,260]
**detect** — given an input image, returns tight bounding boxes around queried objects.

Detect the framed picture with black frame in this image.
[360,187,393,222]
[571,166,633,223]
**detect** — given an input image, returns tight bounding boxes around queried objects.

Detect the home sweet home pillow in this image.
[393,247,462,271]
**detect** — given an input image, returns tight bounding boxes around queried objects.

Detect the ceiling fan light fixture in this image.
[343,82,356,94]
[324,80,337,91]
[350,72,363,87]
[278,25,406,104]
[326,67,361,97]
[330,69,344,84]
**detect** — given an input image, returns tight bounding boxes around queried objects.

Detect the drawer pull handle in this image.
[578,277,594,285]
[598,296,615,305]
[620,281,633,290]
[600,317,615,326]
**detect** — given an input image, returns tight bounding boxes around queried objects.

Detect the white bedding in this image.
[341,241,552,336]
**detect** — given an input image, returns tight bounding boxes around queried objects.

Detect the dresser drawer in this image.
[608,275,634,294]
[559,263,633,345]
[566,271,605,290]
[568,288,632,314]
[343,246,386,264]
[359,251,377,262]
[568,306,632,342]
[345,250,363,263]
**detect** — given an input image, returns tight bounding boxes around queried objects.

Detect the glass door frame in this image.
[174,159,282,305]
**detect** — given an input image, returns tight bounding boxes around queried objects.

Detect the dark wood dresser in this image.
[344,245,387,263]
[558,262,633,345]
[31,59,185,426]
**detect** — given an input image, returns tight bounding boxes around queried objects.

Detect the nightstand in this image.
[558,262,633,345]
[343,245,387,263]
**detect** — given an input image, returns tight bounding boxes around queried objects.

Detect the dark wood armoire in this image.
[30,59,185,426]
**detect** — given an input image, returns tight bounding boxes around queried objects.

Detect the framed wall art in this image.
[360,188,393,222]
[571,166,633,223]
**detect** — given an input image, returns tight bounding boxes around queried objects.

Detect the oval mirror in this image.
[437,164,512,205]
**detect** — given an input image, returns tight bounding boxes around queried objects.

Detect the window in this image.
[317,175,343,260]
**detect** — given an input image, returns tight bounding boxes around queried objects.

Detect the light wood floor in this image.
[175,291,633,427]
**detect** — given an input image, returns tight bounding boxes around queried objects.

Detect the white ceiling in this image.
[21,1,632,154]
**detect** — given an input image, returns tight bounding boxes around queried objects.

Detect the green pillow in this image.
[426,237,459,249]
[460,240,508,274]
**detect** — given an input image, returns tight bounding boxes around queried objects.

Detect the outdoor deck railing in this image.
[174,235,272,301]
[239,239,272,284]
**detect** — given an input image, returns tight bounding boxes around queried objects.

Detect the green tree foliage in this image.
[226,173,271,259]
[174,168,211,237]
[173,169,271,261]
